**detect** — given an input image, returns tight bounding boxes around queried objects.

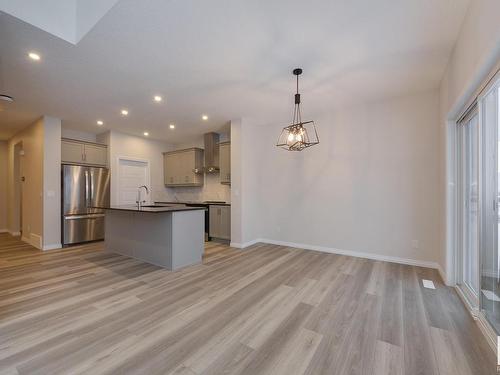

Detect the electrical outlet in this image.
[412,240,419,249]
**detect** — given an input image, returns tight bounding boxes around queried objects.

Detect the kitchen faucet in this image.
[136,185,149,208]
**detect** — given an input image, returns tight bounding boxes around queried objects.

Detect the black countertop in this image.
[155,201,231,206]
[104,205,206,213]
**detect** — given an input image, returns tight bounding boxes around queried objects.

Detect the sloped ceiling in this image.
[0,0,120,44]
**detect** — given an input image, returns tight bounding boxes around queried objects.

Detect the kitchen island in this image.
[104,205,205,270]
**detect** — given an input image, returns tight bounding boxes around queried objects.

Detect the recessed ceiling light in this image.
[143,132,149,136]
[28,52,40,61]
[97,120,104,126]
[0,94,14,102]
[121,109,129,116]
[202,115,208,121]
[169,124,175,129]
[154,95,162,102]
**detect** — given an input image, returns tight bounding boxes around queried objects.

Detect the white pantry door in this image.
[117,158,150,205]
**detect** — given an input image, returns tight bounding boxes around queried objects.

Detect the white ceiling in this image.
[0,0,470,142]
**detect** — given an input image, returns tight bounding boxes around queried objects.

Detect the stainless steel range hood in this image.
[203,132,220,173]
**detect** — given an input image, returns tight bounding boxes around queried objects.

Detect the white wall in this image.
[230,120,243,245]
[43,117,62,249]
[0,141,7,231]
[99,130,174,205]
[234,90,441,266]
[7,118,44,248]
[5,116,62,249]
[62,128,97,143]
[440,0,500,284]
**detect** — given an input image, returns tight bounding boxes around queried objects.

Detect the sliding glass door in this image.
[457,109,480,303]
[480,79,500,333]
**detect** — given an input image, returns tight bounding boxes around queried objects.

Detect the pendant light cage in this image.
[276,68,319,151]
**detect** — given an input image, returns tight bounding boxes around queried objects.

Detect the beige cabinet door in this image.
[61,140,84,164]
[84,144,107,166]
[209,205,220,238]
[176,151,188,185]
[209,205,230,240]
[163,148,204,187]
[183,151,195,184]
[219,143,230,184]
[164,154,177,186]
[219,206,231,240]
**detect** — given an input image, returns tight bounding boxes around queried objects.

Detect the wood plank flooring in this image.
[0,233,495,374]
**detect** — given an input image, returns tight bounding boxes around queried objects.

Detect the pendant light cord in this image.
[293,73,301,125]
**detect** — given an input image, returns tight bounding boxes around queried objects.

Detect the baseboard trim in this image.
[455,286,479,318]
[30,233,43,249]
[455,286,497,354]
[230,239,261,249]
[477,312,498,354]
[255,238,440,270]
[0,229,8,233]
[43,243,62,251]
[437,264,450,286]
[21,234,43,250]
[9,231,21,236]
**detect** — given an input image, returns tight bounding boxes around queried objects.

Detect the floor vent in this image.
[422,279,435,289]
[482,289,500,302]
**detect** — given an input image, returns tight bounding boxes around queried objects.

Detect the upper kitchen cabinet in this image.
[61,138,108,166]
[163,148,204,187]
[219,142,230,185]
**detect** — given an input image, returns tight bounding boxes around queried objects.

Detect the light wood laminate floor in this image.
[0,233,495,374]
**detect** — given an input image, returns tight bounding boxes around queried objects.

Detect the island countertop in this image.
[155,201,231,206]
[103,205,206,213]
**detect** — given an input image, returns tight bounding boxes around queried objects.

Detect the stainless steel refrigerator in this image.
[62,165,110,245]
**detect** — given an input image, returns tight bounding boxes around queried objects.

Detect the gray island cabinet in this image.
[104,205,205,270]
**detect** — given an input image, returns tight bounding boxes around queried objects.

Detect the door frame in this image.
[451,70,500,351]
[456,108,481,307]
[12,141,24,236]
[115,156,151,205]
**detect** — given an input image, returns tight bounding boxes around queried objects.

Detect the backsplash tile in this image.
[151,173,230,203]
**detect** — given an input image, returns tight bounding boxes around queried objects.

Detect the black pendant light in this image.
[276,68,319,151]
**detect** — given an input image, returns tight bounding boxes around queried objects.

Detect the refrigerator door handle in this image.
[84,170,89,207]
[65,214,105,220]
[90,170,94,201]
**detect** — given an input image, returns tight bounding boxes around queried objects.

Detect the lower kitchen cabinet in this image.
[209,205,231,240]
